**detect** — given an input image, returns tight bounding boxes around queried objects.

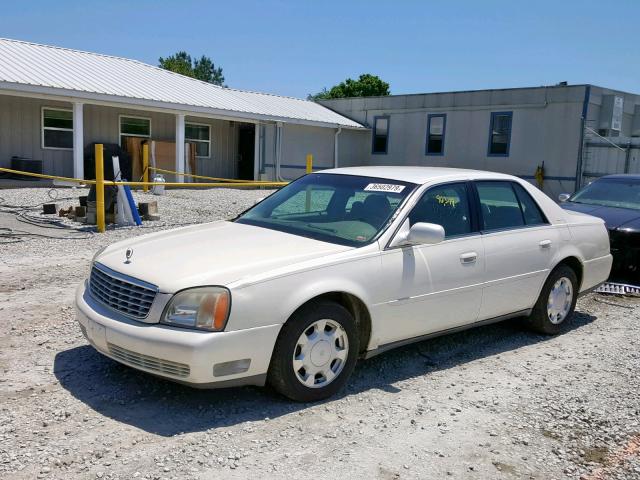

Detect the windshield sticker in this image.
[364,183,405,193]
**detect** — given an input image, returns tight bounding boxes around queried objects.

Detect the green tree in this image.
[309,74,390,100]
[159,51,225,86]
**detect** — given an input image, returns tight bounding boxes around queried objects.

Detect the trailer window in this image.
[488,112,512,156]
[426,114,446,155]
[372,116,389,154]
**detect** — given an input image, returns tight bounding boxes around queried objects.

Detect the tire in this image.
[268,301,359,402]
[526,264,578,335]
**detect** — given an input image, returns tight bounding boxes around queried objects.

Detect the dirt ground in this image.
[1,188,639,480]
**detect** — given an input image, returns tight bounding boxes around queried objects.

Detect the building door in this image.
[237,124,255,180]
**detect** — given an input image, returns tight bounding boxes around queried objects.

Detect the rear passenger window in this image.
[513,184,547,225]
[409,183,472,238]
[476,181,525,230]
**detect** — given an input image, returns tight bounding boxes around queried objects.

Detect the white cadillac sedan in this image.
[76,167,612,401]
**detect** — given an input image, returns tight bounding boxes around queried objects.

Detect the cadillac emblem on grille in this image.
[125,248,133,264]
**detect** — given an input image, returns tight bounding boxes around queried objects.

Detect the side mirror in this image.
[389,219,446,248]
[406,222,445,245]
[558,193,571,203]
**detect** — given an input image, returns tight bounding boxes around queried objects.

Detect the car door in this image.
[375,182,485,345]
[475,180,560,320]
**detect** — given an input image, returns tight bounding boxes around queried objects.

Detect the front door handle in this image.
[539,239,552,249]
[460,252,478,264]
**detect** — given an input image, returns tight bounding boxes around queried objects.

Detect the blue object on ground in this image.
[123,185,142,226]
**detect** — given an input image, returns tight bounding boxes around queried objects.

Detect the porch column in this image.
[175,113,185,183]
[334,126,342,168]
[253,122,260,180]
[73,102,84,179]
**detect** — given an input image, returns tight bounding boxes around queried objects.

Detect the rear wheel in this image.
[268,301,359,402]
[526,264,578,335]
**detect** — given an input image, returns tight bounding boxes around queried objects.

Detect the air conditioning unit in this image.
[599,95,624,132]
[11,156,42,180]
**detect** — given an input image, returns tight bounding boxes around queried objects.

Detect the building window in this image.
[372,116,389,154]
[426,114,446,155]
[42,108,73,149]
[488,112,512,156]
[185,123,211,158]
[120,116,151,146]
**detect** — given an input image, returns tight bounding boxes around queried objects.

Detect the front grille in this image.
[108,343,190,378]
[89,263,158,319]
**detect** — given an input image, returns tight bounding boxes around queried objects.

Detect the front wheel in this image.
[526,264,578,335]
[268,301,359,402]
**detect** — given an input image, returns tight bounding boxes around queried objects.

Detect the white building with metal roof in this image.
[0,38,364,181]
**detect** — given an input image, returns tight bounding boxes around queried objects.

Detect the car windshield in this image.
[569,177,640,211]
[235,173,417,246]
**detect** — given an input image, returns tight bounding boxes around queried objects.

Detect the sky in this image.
[1,0,638,99]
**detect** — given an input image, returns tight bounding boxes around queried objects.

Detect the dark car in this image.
[560,174,640,285]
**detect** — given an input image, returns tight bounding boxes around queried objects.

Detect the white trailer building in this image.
[319,85,640,196]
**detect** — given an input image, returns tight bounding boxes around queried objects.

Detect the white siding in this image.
[0,94,237,178]
[0,94,73,176]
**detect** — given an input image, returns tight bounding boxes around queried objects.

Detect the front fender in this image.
[226,253,381,332]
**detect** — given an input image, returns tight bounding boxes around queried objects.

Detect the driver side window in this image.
[409,183,472,238]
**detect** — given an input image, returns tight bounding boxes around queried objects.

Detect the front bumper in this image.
[75,281,281,387]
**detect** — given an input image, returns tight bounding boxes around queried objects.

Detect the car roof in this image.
[318,166,516,184]
[599,174,640,181]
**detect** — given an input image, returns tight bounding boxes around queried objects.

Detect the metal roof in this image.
[0,38,364,129]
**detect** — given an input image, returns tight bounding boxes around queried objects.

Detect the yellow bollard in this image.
[95,144,105,233]
[142,143,149,192]
[306,153,313,174]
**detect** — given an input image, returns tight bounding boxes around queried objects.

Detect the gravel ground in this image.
[1,187,639,480]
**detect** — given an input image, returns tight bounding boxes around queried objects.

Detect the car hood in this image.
[95,221,353,292]
[562,202,640,231]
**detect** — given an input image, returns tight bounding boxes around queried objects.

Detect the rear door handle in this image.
[539,239,552,249]
[460,252,478,264]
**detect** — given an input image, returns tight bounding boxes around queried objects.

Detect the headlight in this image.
[161,287,231,332]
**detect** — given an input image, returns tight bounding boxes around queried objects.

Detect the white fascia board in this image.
[0,82,366,130]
